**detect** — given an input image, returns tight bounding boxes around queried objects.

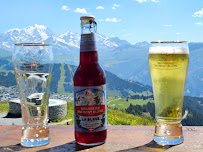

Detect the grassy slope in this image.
[107,107,155,125]
[0,101,9,112]
[108,98,154,110]
[57,64,67,95]
[66,102,74,125]
[67,64,74,81]
[66,100,155,126]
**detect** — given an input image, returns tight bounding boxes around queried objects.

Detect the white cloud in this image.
[151,0,159,2]
[100,18,121,22]
[164,24,172,27]
[195,22,203,25]
[96,6,104,9]
[136,0,159,3]
[113,4,120,7]
[74,8,87,14]
[193,8,203,17]
[112,4,120,10]
[61,5,70,11]
[136,0,147,2]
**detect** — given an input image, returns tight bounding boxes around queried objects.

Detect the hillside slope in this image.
[0,59,152,97]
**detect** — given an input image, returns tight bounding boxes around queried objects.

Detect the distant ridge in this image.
[0,58,152,97]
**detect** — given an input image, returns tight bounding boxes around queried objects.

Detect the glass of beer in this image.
[13,43,53,147]
[148,41,189,145]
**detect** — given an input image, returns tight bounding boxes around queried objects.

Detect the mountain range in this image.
[0,58,152,97]
[0,24,129,54]
[0,25,203,97]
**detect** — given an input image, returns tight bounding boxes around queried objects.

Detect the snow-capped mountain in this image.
[0,25,54,50]
[0,24,130,54]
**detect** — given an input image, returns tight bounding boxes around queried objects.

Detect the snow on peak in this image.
[7,28,21,33]
[23,24,49,34]
[20,24,53,41]
[0,24,132,52]
[34,24,47,29]
[57,31,80,48]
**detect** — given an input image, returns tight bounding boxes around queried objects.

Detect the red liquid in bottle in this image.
[73,51,107,145]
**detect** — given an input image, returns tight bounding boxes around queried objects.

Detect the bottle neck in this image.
[80,20,98,64]
[80,51,98,64]
[81,19,97,34]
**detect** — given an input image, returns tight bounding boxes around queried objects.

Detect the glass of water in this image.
[13,43,53,147]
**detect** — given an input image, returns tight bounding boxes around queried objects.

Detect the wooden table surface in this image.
[0,125,203,152]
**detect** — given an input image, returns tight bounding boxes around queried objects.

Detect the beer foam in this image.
[149,46,189,54]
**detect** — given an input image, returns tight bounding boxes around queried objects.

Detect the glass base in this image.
[77,141,105,146]
[21,137,50,147]
[154,122,183,146]
[21,124,50,147]
[154,135,183,146]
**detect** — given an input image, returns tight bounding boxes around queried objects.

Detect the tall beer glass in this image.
[148,41,189,145]
[13,43,53,147]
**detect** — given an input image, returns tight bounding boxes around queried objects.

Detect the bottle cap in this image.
[80,16,95,21]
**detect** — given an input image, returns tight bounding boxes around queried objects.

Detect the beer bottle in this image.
[73,16,107,146]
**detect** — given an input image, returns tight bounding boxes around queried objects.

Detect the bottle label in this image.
[74,85,107,132]
[80,33,97,52]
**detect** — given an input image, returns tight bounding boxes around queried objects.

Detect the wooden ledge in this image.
[0,125,203,152]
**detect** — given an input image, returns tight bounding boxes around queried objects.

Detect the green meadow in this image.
[107,97,154,110]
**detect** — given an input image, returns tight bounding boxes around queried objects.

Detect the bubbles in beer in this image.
[148,43,189,124]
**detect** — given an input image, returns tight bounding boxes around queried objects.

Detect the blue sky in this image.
[0,0,203,44]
